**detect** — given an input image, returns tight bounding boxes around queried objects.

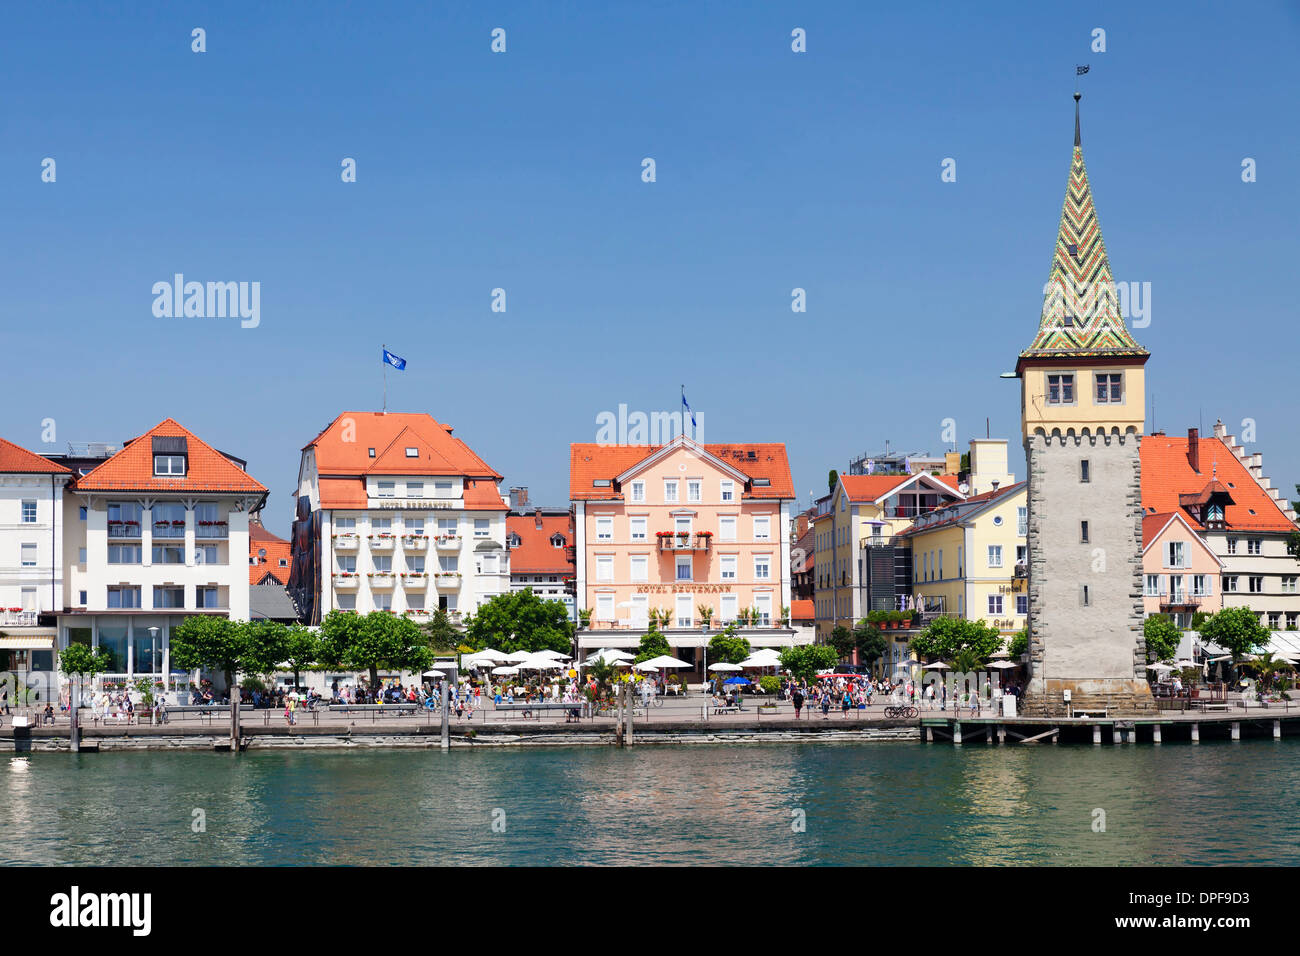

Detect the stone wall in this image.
[1023,429,1152,715]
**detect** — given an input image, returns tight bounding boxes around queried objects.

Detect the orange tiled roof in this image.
[306,412,500,478]
[569,441,795,501]
[249,520,293,585]
[73,419,266,495]
[307,412,505,511]
[790,599,814,621]
[1141,435,1296,534]
[895,482,1026,538]
[934,474,962,491]
[0,437,70,474]
[507,513,574,575]
[838,474,914,502]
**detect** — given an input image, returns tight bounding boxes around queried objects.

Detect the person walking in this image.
[792,686,804,719]
[841,689,852,717]
[820,693,831,720]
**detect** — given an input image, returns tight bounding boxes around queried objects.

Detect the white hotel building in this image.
[289,412,510,625]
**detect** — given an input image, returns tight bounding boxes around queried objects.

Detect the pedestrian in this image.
[820,694,831,720]
[791,686,804,718]
[841,690,852,717]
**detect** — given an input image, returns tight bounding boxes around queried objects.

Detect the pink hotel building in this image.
[569,436,808,672]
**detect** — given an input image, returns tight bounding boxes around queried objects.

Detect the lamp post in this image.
[147,627,160,724]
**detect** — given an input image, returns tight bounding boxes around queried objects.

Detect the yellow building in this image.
[896,481,1028,637]
[813,471,964,642]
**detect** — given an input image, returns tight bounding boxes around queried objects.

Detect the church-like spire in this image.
[1020,93,1146,360]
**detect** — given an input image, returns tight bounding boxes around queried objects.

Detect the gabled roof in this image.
[306,412,501,479]
[1140,511,1223,566]
[895,482,1025,538]
[570,437,794,501]
[839,471,966,506]
[790,599,814,622]
[1019,94,1147,367]
[73,419,266,495]
[0,437,70,475]
[249,583,300,622]
[249,519,292,585]
[507,513,574,575]
[1141,435,1296,533]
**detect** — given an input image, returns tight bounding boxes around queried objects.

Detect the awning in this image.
[0,636,56,650]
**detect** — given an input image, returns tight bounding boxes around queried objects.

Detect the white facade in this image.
[0,470,70,675]
[299,460,510,624]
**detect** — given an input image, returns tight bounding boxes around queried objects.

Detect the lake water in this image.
[5,741,1298,865]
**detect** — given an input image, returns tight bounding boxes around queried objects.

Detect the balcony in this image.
[107,522,143,539]
[333,573,360,589]
[656,532,713,553]
[1014,563,1028,579]
[435,572,462,588]
[195,522,228,539]
[368,535,397,551]
[400,572,429,589]
[402,608,431,622]
[1161,595,1203,610]
[368,572,396,589]
[0,609,39,627]
[333,533,360,551]
[434,534,462,550]
[402,535,429,551]
[152,521,186,539]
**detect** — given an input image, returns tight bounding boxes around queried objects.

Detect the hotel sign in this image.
[633,584,734,594]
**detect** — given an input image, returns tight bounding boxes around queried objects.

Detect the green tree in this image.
[1007,628,1029,659]
[909,616,1003,663]
[1198,606,1271,661]
[1142,613,1182,663]
[828,625,856,659]
[462,590,573,654]
[172,616,251,689]
[421,609,463,654]
[59,643,112,678]
[319,610,431,688]
[237,620,290,677]
[634,626,673,664]
[950,647,984,677]
[779,644,839,682]
[1249,651,1290,696]
[828,470,839,494]
[707,632,751,665]
[853,621,888,667]
[280,624,319,690]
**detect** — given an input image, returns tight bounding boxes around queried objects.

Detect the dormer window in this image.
[551,533,565,548]
[508,533,521,547]
[154,455,185,476]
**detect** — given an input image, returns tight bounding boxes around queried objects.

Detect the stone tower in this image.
[1016,93,1154,716]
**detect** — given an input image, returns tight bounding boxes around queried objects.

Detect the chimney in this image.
[535,508,543,531]
[509,486,529,511]
[1187,428,1200,473]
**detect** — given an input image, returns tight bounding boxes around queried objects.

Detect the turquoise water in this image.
[5,741,1299,865]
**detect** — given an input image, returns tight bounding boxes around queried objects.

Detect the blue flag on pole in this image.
[681,387,696,429]
[383,348,407,370]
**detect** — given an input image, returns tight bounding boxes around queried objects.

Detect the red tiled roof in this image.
[790,599,814,622]
[1141,435,1296,533]
[306,412,500,478]
[935,474,962,491]
[248,520,293,585]
[0,437,70,474]
[73,419,266,495]
[507,513,574,575]
[307,412,504,511]
[569,440,795,501]
[838,474,915,502]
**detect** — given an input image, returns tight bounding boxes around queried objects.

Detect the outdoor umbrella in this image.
[923,662,950,670]
[491,666,520,676]
[708,663,743,672]
[723,676,751,686]
[639,655,691,669]
[504,651,534,664]
[471,649,510,662]
[422,669,446,678]
[987,661,1018,670]
[537,649,571,660]
[1146,663,1173,672]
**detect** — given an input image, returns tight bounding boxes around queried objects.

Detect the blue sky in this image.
[3,1,1298,536]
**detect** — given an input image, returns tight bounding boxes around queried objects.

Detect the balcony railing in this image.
[0,609,38,627]
[1014,563,1028,579]
[107,523,143,538]
[333,534,360,550]
[434,535,461,550]
[435,572,462,587]
[656,533,713,553]
[400,572,428,588]
[1161,595,1203,609]
[368,535,397,551]
[152,522,186,539]
[195,523,228,539]
[368,572,396,588]
[333,573,360,588]
[402,535,429,551]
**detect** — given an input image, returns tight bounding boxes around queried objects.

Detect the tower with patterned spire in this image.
[1016,93,1153,716]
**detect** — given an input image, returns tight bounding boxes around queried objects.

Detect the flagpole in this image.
[382,343,387,414]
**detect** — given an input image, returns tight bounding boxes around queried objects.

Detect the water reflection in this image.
[3,742,1299,866]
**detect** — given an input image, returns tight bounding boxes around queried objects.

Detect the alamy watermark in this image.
[152,274,260,328]
[595,403,704,446]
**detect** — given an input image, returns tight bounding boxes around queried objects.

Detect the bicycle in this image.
[883,705,919,719]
